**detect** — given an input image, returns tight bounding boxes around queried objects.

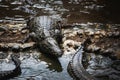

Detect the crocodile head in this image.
[28,16,63,57]
[39,37,63,57]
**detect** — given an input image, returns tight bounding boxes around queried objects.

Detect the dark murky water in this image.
[0,0,120,80]
[6,51,72,80]
[0,0,120,24]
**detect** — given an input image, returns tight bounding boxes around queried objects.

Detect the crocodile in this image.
[22,16,63,57]
[67,36,120,80]
[67,46,95,80]
[67,38,95,80]
[0,54,21,80]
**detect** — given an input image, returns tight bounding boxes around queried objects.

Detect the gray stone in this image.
[0,26,8,32]
[0,52,8,59]
[12,45,20,52]
[21,29,28,34]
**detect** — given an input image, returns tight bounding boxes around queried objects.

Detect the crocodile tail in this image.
[11,54,21,67]
[67,43,95,80]
[0,54,21,80]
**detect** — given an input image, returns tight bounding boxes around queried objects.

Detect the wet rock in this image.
[88,31,94,36]
[113,31,120,38]
[0,32,4,35]
[21,42,35,51]
[21,29,28,34]
[86,45,92,52]
[0,52,8,59]
[107,31,120,38]
[63,40,81,48]
[68,31,77,37]
[73,27,79,30]
[107,32,113,37]
[100,30,106,36]
[76,29,84,35]
[63,40,75,48]
[54,1,63,5]
[63,39,81,54]
[95,31,101,35]
[12,29,18,34]
[106,48,114,53]
[12,45,20,52]
[0,44,9,51]
[93,47,101,53]
[0,26,8,32]
[11,1,22,5]
[94,35,100,39]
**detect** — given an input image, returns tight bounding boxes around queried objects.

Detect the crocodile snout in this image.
[39,37,63,57]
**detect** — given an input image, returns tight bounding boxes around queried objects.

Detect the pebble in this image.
[12,45,20,52]
[22,42,35,51]
[21,29,28,34]
[12,30,18,33]
[94,35,100,39]
[0,32,4,35]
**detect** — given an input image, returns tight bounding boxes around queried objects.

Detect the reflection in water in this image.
[16,51,72,80]
[0,60,15,71]
[39,53,63,72]
[0,0,120,80]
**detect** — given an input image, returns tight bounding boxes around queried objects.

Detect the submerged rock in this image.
[12,45,20,52]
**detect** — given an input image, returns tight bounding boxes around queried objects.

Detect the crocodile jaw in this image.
[39,37,62,57]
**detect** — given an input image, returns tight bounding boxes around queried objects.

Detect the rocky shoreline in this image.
[65,23,120,80]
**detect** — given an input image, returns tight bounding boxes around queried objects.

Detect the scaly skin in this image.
[67,46,95,80]
[0,54,21,80]
[23,16,63,57]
